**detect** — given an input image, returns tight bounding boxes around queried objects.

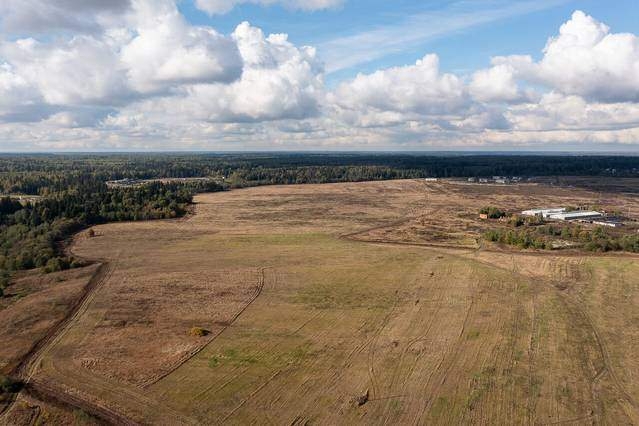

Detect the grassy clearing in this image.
[20,181,639,425]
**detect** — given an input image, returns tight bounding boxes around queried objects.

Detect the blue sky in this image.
[179,0,639,84]
[1,0,639,151]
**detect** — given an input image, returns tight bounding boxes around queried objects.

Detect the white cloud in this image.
[332,54,465,116]
[109,22,323,124]
[469,63,528,103]
[121,1,242,93]
[2,5,639,151]
[1,36,129,106]
[194,0,343,15]
[0,63,43,120]
[496,10,639,102]
[0,0,131,34]
[506,92,639,131]
[0,0,244,122]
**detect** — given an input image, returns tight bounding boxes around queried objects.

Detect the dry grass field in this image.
[2,179,639,425]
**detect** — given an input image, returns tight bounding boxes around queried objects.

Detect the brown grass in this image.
[3,179,639,425]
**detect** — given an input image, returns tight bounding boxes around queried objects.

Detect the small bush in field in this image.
[189,327,210,337]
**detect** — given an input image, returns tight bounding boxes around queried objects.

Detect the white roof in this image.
[548,211,603,219]
[521,208,566,215]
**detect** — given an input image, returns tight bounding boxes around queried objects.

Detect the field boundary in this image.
[0,260,118,422]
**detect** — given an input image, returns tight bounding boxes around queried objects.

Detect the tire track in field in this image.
[142,267,268,388]
[23,378,138,426]
[348,215,639,422]
[379,263,445,424]
[22,260,117,384]
[565,292,639,420]
[0,259,120,423]
[366,291,401,401]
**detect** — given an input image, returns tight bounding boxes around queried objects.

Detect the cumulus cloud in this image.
[0,0,245,124]
[1,37,129,106]
[194,0,343,15]
[506,92,639,131]
[109,22,323,124]
[494,11,639,102]
[332,54,466,116]
[2,5,639,151]
[469,63,531,103]
[0,0,131,34]
[121,1,242,93]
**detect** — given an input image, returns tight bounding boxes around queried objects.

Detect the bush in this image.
[189,327,210,337]
[509,215,525,227]
[0,375,22,394]
[43,256,74,273]
[479,206,506,219]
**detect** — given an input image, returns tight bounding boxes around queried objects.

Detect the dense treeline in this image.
[1,154,638,195]
[484,224,639,252]
[0,174,223,296]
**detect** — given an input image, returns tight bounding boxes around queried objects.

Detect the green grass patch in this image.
[466,330,481,340]
[209,349,258,368]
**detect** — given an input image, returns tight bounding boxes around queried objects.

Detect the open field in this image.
[2,179,639,424]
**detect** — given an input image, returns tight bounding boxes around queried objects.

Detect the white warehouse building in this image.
[548,211,603,221]
[521,208,566,218]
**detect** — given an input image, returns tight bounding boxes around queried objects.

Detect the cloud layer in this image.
[1,5,639,151]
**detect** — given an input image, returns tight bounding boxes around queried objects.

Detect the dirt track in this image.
[1,261,122,423]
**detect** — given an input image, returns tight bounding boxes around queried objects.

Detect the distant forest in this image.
[1,153,638,194]
[1,153,638,292]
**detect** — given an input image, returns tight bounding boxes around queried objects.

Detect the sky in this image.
[0,0,638,152]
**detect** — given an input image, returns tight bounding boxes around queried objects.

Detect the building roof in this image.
[521,208,566,215]
[548,211,603,220]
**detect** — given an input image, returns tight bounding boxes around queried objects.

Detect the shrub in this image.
[0,375,22,394]
[189,327,210,337]
[44,257,63,273]
[509,215,525,227]
[479,206,506,219]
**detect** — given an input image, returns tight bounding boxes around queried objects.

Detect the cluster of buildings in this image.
[7,194,42,205]
[106,177,216,188]
[521,207,623,227]
[468,176,522,185]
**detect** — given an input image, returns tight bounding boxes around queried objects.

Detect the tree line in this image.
[0,176,223,297]
[2,154,639,195]
[483,221,639,252]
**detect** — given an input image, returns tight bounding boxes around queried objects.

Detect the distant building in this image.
[424,178,438,182]
[467,177,477,183]
[592,220,623,228]
[522,208,566,218]
[548,211,603,221]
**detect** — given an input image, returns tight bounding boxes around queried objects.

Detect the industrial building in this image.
[547,211,603,221]
[592,220,623,228]
[521,208,566,218]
